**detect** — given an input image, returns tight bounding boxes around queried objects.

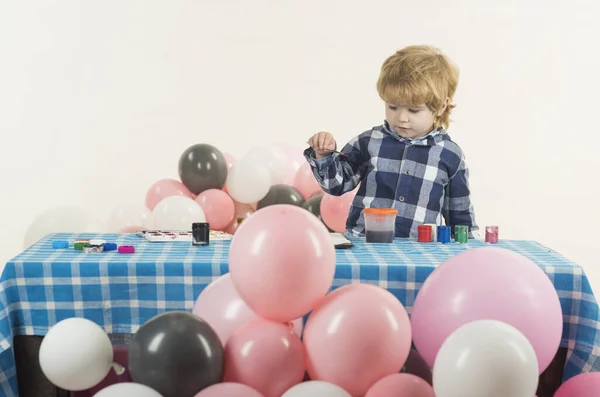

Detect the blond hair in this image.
[376,45,459,130]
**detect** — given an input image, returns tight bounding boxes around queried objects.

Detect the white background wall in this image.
[1,1,599,291]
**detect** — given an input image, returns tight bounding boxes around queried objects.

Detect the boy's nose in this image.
[397,113,409,123]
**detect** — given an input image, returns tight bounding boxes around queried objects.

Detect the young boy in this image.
[304,45,479,239]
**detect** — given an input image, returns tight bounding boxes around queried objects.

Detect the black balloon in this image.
[302,194,334,232]
[302,194,323,216]
[178,144,228,195]
[308,190,325,199]
[128,312,224,397]
[401,349,432,385]
[257,184,305,209]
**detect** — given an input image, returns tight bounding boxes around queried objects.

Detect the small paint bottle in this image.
[437,226,451,243]
[455,225,469,243]
[485,226,499,244]
[418,225,432,242]
[424,224,437,241]
[192,222,210,246]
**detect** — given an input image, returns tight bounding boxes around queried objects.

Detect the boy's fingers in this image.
[308,133,334,154]
[317,134,324,150]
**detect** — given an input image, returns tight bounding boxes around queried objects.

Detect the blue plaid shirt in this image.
[304,121,479,239]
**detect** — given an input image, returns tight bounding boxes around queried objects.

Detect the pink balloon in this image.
[293,162,323,199]
[365,373,435,397]
[223,201,255,235]
[554,372,600,397]
[410,246,562,373]
[145,178,194,211]
[193,273,259,345]
[228,204,335,322]
[223,152,236,170]
[303,284,412,397]
[195,189,235,230]
[290,317,304,338]
[224,220,242,235]
[119,225,145,233]
[193,274,304,345]
[274,143,305,185]
[194,382,264,397]
[224,319,306,397]
[320,189,357,233]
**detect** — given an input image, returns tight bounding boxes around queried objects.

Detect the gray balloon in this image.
[301,193,334,232]
[257,184,305,209]
[178,144,228,195]
[401,349,432,385]
[128,312,224,397]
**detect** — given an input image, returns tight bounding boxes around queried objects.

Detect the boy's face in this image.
[384,101,441,140]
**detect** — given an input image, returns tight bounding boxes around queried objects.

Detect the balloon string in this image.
[112,362,126,376]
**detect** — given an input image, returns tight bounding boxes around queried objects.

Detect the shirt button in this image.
[399,196,405,202]
[405,170,410,175]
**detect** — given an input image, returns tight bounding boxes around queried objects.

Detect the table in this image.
[1,232,599,397]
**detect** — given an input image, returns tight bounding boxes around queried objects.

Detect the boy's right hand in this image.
[307,131,337,159]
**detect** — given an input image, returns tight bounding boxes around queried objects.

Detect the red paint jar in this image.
[418,225,432,242]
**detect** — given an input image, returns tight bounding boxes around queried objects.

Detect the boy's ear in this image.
[437,97,450,116]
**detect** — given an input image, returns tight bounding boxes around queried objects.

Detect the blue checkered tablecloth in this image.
[1,232,599,396]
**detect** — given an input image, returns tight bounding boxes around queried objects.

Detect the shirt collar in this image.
[383,120,445,146]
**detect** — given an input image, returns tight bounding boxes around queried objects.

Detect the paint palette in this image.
[136,230,233,242]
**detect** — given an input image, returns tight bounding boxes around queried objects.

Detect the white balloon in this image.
[282,381,352,397]
[433,320,539,397]
[93,383,164,397]
[106,204,152,232]
[23,206,104,248]
[151,196,205,230]
[225,159,271,204]
[39,318,114,391]
[243,145,291,185]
